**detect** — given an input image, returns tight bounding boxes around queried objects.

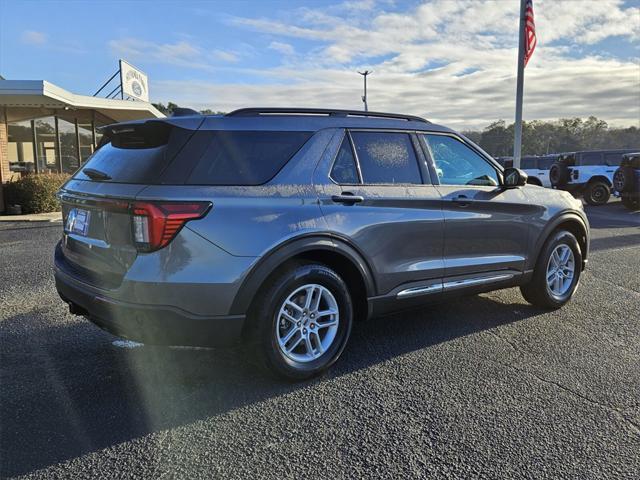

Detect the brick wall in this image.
[0,107,9,212]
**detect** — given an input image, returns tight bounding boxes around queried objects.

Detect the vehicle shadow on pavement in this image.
[1,294,541,477]
[590,232,640,252]
[585,203,640,229]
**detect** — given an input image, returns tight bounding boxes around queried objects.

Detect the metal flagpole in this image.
[513,0,527,169]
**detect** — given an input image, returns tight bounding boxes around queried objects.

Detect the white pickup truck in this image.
[549,149,639,205]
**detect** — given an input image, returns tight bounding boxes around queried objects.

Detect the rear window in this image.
[75,127,312,185]
[75,143,168,183]
[186,131,312,185]
[74,122,191,184]
[604,153,623,166]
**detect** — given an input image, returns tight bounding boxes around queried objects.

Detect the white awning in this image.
[0,80,164,122]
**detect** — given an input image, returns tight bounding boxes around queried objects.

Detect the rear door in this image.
[57,120,200,288]
[317,130,444,295]
[420,133,532,279]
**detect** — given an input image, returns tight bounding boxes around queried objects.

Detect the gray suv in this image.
[55,108,590,380]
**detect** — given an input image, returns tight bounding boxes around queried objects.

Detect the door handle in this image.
[331,193,364,204]
[451,195,472,207]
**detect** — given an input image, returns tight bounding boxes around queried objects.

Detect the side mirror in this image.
[503,167,528,188]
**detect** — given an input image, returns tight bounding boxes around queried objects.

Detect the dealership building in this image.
[0,77,163,212]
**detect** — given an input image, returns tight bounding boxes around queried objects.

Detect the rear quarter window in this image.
[604,153,623,166]
[186,131,312,185]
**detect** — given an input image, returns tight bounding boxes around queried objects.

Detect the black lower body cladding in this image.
[55,269,245,347]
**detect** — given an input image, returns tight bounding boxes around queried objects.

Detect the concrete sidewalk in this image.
[0,211,62,222]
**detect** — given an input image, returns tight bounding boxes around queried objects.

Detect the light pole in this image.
[358,70,372,111]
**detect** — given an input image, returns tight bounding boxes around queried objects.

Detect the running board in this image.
[396,273,515,299]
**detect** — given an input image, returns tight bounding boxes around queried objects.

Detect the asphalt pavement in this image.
[1,201,639,479]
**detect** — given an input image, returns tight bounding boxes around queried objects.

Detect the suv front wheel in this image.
[250,263,353,380]
[521,230,582,309]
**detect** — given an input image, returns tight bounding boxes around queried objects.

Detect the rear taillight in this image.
[131,201,211,252]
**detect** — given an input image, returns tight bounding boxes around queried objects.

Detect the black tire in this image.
[621,196,640,211]
[613,167,634,193]
[248,263,353,381]
[549,162,569,188]
[520,230,582,309]
[584,181,611,206]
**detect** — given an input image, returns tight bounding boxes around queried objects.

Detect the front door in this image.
[316,130,444,295]
[420,133,533,279]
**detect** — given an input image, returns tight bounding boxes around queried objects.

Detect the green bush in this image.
[4,174,70,214]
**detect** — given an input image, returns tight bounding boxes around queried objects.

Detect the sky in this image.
[0,0,639,130]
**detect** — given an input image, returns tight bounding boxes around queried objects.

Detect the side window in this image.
[350,131,422,184]
[330,136,360,184]
[521,157,536,169]
[538,157,555,170]
[580,152,603,166]
[423,134,499,187]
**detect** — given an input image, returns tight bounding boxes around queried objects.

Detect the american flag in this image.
[523,0,537,66]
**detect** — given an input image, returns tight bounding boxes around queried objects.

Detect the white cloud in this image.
[116,0,640,129]
[21,30,47,45]
[220,0,640,128]
[268,41,295,56]
[109,38,213,70]
[212,49,239,62]
[20,29,85,53]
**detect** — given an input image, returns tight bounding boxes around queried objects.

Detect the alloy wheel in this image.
[275,284,340,363]
[546,244,575,296]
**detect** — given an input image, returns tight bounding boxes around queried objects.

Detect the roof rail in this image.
[225,108,429,123]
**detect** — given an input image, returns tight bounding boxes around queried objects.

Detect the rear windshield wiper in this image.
[83,168,112,181]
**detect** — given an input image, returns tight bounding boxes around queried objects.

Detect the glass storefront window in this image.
[34,117,59,173]
[94,113,112,148]
[78,122,94,163]
[7,120,36,173]
[57,117,80,173]
[9,112,115,174]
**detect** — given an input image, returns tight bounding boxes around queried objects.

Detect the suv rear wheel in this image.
[584,180,610,206]
[621,196,640,211]
[250,263,353,380]
[520,230,582,309]
[613,166,634,193]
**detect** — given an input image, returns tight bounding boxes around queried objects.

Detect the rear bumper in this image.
[55,265,246,347]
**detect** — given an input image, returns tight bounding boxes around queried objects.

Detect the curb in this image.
[0,212,62,223]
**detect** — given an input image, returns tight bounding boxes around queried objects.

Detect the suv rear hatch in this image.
[57,116,314,289]
[57,117,209,289]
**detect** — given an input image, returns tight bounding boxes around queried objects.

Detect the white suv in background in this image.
[497,155,558,188]
[549,149,639,205]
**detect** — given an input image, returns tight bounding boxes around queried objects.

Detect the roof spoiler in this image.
[172,107,201,117]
